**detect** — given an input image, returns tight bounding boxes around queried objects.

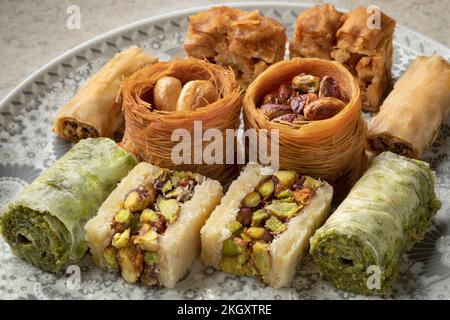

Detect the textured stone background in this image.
[0,0,449,100]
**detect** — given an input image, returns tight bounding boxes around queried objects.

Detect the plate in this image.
[0,2,449,300]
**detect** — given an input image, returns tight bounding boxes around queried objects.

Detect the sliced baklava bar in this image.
[331,7,396,111]
[184,6,286,89]
[289,4,343,59]
[85,163,223,288]
[201,164,333,288]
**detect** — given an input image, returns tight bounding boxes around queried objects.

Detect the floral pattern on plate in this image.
[0,2,449,300]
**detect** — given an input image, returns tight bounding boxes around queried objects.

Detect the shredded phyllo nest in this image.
[219,171,323,277]
[102,168,202,286]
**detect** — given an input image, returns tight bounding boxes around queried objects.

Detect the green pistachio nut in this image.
[274,171,298,189]
[246,227,266,240]
[252,241,271,276]
[257,179,274,198]
[242,191,261,208]
[291,74,320,93]
[112,228,131,249]
[144,251,159,265]
[222,238,243,256]
[117,246,140,284]
[114,208,132,224]
[265,217,287,234]
[251,210,269,227]
[303,176,322,189]
[227,221,243,234]
[162,180,173,193]
[266,202,301,220]
[102,246,119,271]
[124,185,156,212]
[134,229,159,251]
[158,197,180,224]
[140,209,160,223]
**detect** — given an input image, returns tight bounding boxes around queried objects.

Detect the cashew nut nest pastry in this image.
[201,164,333,288]
[184,6,287,89]
[84,163,223,288]
[258,72,348,125]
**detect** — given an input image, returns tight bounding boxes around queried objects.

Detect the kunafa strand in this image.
[0,138,137,272]
[310,152,441,294]
[201,164,333,288]
[243,58,367,201]
[120,58,242,184]
[53,46,158,141]
[85,162,223,288]
[367,55,450,158]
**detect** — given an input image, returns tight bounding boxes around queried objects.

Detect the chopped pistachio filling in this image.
[102,169,201,286]
[219,171,323,280]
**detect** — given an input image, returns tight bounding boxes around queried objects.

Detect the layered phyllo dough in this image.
[85,163,223,288]
[201,164,333,288]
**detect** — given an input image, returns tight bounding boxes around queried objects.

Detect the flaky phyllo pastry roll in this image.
[184,6,286,89]
[331,7,395,111]
[0,138,137,272]
[289,4,343,60]
[310,152,441,294]
[201,164,333,288]
[367,55,450,158]
[53,46,158,141]
[85,163,223,288]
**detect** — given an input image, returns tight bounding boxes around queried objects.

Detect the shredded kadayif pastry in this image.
[184,6,287,89]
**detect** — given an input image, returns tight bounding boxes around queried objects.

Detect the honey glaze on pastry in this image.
[289,4,343,60]
[184,6,287,89]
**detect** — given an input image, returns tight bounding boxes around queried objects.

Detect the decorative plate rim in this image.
[1,1,449,108]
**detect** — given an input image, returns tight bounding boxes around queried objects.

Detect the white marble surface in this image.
[1,0,449,100]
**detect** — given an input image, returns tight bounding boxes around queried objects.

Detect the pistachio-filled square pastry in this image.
[200,164,333,288]
[85,163,223,288]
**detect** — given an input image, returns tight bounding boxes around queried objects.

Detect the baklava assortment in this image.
[2,4,448,296]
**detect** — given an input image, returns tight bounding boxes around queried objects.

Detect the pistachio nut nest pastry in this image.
[120,58,242,184]
[368,55,450,158]
[184,6,286,89]
[201,164,333,288]
[310,152,441,295]
[85,163,223,288]
[0,138,137,273]
[53,46,158,141]
[289,4,344,60]
[331,7,395,112]
[243,58,367,201]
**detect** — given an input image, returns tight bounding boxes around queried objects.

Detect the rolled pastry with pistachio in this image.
[310,152,441,294]
[53,46,158,141]
[201,164,333,288]
[85,163,223,288]
[367,55,450,158]
[0,138,137,272]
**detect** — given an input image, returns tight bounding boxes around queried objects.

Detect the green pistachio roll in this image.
[310,151,441,294]
[0,138,137,273]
